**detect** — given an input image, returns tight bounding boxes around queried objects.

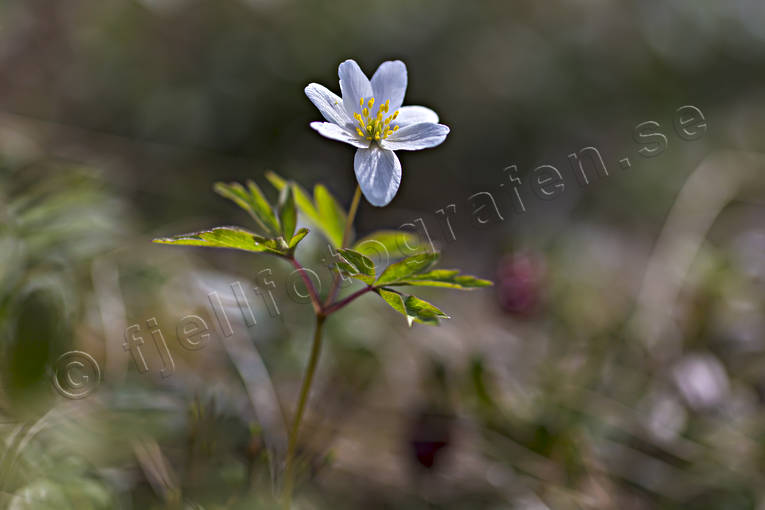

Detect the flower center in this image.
[353,97,400,142]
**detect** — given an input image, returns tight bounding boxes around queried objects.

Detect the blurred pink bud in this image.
[495,252,545,316]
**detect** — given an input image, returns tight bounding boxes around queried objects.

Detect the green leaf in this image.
[351,274,376,285]
[266,171,349,249]
[375,252,439,286]
[279,186,297,241]
[213,181,280,236]
[337,248,375,276]
[389,269,493,289]
[213,181,252,214]
[314,184,347,248]
[288,227,309,249]
[153,226,284,255]
[376,289,449,327]
[377,288,407,319]
[246,180,281,234]
[453,275,494,287]
[266,171,320,225]
[335,259,357,274]
[404,295,450,325]
[263,170,287,189]
[353,230,426,260]
[337,264,375,285]
[332,249,375,285]
[407,269,460,280]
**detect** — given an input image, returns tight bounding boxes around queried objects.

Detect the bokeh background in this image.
[2,0,765,508]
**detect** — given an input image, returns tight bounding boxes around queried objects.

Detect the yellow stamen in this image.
[353,97,402,142]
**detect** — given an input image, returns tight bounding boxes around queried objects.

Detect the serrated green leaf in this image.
[314,184,347,248]
[246,180,281,234]
[266,171,349,248]
[288,227,310,249]
[407,269,460,280]
[264,170,287,189]
[337,248,375,276]
[333,249,375,285]
[391,280,465,289]
[214,181,280,236]
[335,259,357,275]
[353,230,426,260]
[153,226,284,255]
[266,171,320,224]
[338,270,375,285]
[279,186,297,241]
[375,252,439,286]
[351,274,376,285]
[377,288,407,320]
[453,275,494,287]
[404,295,450,325]
[389,269,494,289]
[376,289,449,327]
[213,181,252,215]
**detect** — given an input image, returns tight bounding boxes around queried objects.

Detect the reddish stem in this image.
[322,286,374,316]
[289,257,322,315]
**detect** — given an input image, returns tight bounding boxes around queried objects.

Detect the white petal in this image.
[381,122,450,151]
[354,146,402,207]
[394,105,439,126]
[338,59,373,119]
[310,122,370,149]
[305,83,350,127]
[371,60,407,111]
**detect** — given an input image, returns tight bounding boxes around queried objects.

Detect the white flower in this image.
[305,59,450,207]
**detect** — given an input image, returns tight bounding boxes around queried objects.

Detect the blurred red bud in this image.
[408,410,453,470]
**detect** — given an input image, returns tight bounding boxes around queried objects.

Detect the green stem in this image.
[283,314,326,509]
[343,185,362,249]
[282,186,363,508]
[324,185,362,306]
